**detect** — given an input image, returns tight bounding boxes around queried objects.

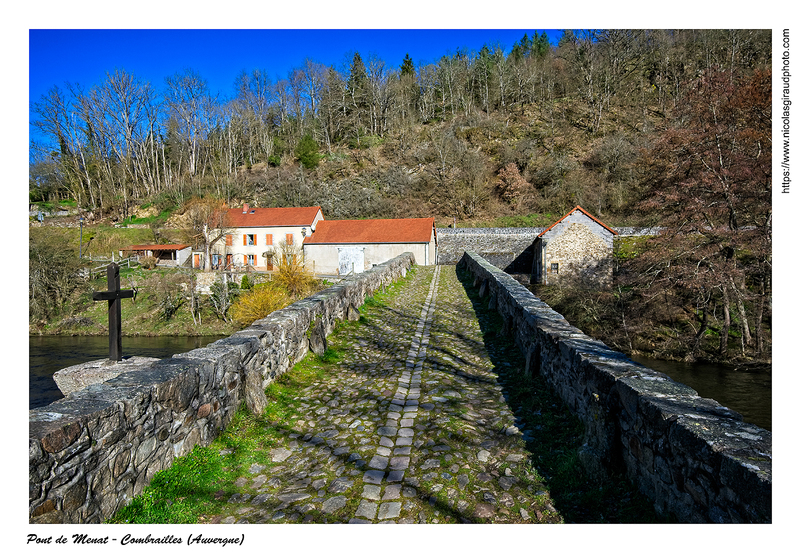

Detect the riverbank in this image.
[532,283,771,373]
[30,265,243,337]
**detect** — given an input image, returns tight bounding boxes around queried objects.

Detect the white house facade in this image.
[302,218,437,275]
[195,205,324,270]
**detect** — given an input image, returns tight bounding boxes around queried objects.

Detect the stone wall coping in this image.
[29,251,416,523]
[458,250,771,523]
[437,227,545,235]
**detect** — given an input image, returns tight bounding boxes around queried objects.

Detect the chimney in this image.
[242,203,249,214]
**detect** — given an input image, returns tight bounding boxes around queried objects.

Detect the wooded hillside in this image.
[30,30,770,224]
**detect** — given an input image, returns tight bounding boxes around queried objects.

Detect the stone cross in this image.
[92,263,135,361]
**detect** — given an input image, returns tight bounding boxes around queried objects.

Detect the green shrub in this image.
[295,134,320,169]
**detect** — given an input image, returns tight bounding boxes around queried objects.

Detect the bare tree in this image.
[183,197,231,272]
[164,69,216,176]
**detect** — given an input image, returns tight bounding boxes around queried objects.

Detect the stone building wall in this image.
[544,222,613,286]
[436,228,544,273]
[458,251,771,523]
[29,253,417,523]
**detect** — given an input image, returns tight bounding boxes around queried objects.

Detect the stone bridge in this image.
[29,252,771,524]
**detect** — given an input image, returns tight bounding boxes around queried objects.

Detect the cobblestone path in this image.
[205,265,563,524]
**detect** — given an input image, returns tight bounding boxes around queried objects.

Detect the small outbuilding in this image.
[532,206,617,286]
[119,244,192,266]
[302,218,436,275]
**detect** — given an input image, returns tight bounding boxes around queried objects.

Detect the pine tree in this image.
[400,53,415,78]
[295,133,320,169]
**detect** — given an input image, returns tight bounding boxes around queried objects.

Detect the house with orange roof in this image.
[197,204,324,270]
[302,218,436,275]
[532,206,617,286]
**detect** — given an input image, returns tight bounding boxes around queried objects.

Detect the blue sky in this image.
[29,29,562,105]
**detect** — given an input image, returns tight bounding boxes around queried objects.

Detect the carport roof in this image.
[120,244,190,251]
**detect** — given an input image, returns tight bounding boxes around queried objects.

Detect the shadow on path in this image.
[455,266,665,523]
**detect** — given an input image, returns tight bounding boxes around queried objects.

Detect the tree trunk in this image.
[719,284,731,357]
[731,276,752,346]
[754,274,768,356]
[692,297,709,358]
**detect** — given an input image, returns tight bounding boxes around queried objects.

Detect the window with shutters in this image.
[246,254,256,266]
[244,234,256,246]
[266,233,273,246]
[225,234,233,246]
[286,233,293,245]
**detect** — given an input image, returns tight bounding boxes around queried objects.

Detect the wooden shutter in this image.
[243,234,247,246]
[266,234,273,245]
[253,234,257,246]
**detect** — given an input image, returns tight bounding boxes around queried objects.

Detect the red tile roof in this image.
[537,205,618,238]
[226,206,322,228]
[121,244,190,251]
[303,218,436,245]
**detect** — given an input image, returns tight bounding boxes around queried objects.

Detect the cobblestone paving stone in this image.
[206,265,562,524]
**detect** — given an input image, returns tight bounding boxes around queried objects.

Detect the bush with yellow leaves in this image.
[228,281,291,326]
[272,242,317,298]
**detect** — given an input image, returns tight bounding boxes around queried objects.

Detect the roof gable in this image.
[537,206,617,238]
[303,218,435,245]
[227,206,322,228]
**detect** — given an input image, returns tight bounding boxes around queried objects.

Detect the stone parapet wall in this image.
[436,227,544,272]
[29,253,417,524]
[457,251,771,523]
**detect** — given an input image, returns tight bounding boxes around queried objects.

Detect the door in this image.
[338,247,364,275]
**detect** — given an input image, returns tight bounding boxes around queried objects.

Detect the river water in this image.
[29,335,224,410]
[29,336,771,432]
[630,355,771,431]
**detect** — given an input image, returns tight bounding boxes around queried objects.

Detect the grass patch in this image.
[107,301,357,524]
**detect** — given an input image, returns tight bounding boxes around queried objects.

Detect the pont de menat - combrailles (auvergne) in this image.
[67,533,243,546]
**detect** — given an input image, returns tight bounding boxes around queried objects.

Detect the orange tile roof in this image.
[303,218,435,245]
[121,244,190,251]
[227,206,322,228]
[537,205,618,238]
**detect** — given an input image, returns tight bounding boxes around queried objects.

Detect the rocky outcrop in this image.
[458,251,771,523]
[29,253,416,523]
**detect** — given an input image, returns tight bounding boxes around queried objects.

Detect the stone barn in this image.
[532,206,617,286]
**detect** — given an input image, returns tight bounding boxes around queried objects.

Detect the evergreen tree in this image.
[347,52,368,98]
[400,53,415,78]
[295,133,320,169]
